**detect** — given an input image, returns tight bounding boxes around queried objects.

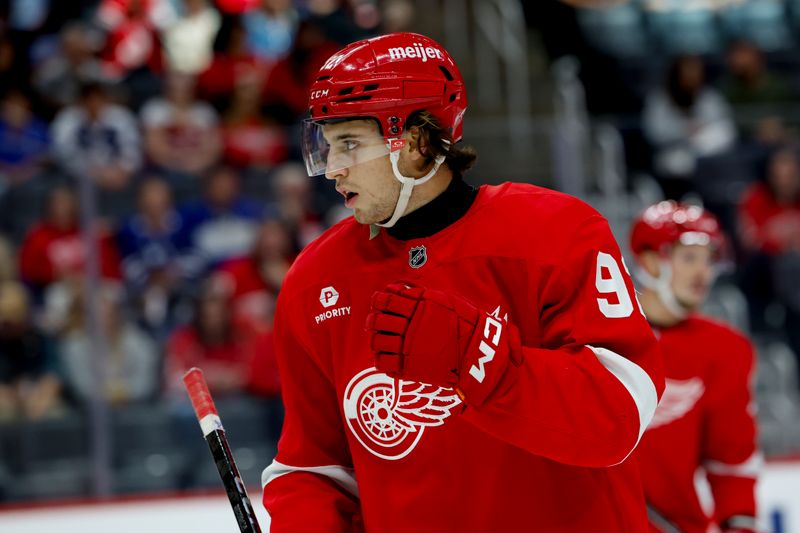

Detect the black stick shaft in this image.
[205,428,262,533]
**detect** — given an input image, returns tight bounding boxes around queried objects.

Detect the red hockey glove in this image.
[365,282,520,407]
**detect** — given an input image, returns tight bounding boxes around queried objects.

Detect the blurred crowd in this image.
[633,42,800,390]
[1,0,799,445]
[0,0,797,505]
[530,2,800,391]
[0,0,418,423]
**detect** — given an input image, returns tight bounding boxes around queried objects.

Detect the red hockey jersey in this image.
[635,315,759,533]
[262,183,665,532]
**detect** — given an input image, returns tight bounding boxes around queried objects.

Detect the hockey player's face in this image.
[669,244,714,309]
[322,120,400,224]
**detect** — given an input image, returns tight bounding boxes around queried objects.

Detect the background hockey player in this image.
[630,201,760,533]
[262,31,665,531]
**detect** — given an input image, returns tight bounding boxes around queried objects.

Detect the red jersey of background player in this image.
[639,317,758,533]
[262,182,664,531]
[630,201,760,533]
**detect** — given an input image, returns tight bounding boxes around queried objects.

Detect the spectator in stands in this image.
[0,281,62,421]
[221,71,288,170]
[720,39,794,144]
[722,40,793,107]
[242,0,299,64]
[739,147,800,256]
[162,0,221,75]
[165,278,280,488]
[4,0,50,32]
[738,145,800,367]
[381,0,416,34]
[0,31,15,97]
[32,21,107,114]
[198,16,267,109]
[180,165,266,271]
[94,0,177,80]
[117,177,196,334]
[271,162,325,248]
[0,28,15,92]
[164,280,257,396]
[216,0,260,14]
[261,20,341,123]
[0,89,50,190]
[95,0,178,107]
[2,0,55,90]
[305,0,375,44]
[214,217,294,325]
[0,236,15,283]
[51,82,142,191]
[643,54,736,200]
[18,186,122,299]
[59,282,159,405]
[350,0,382,34]
[140,71,222,183]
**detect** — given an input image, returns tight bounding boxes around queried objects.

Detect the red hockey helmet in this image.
[630,201,726,257]
[302,32,467,176]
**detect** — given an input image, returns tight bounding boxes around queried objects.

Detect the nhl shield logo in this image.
[408,245,427,268]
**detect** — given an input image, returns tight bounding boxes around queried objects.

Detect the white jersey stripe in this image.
[587,345,659,464]
[262,459,359,498]
[704,451,763,478]
[723,515,758,530]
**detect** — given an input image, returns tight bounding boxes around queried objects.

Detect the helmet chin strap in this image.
[377,141,447,229]
[634,260,689,320]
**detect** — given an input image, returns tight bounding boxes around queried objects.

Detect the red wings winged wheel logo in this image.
[343,368,462,460]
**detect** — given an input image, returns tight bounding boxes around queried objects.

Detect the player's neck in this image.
[404,164,453,214]
[387,171,477,241]
[640,290,684,328]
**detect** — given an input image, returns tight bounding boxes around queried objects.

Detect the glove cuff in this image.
[456,314,521,408]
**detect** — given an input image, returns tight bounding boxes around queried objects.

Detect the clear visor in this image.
[301,119,392,176]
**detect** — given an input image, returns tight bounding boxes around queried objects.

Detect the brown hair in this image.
[406,110,476,179]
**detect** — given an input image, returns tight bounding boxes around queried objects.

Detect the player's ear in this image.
[639,251,661,278]
[404,126,427,163]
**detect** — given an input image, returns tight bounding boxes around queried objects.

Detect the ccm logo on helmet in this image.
[388,44,444,63]
[310,89,329,100]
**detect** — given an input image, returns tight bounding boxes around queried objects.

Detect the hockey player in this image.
[262,32,664,531]
[630,201,760,533]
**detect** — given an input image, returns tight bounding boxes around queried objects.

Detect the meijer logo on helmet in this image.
[387,43,444,62]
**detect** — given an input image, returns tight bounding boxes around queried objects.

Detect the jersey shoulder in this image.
[684,314,749,342]
[477,182,603,225]
[471,182,613,259]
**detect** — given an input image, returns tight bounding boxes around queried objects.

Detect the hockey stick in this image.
[647,504,683,533]
[183,367,263,533]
